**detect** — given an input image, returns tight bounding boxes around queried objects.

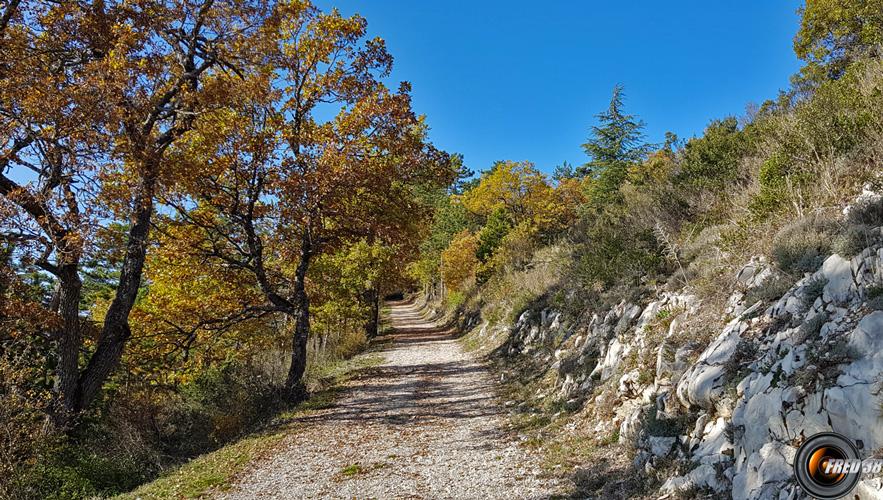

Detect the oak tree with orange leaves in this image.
[0,0,272,421]
[158,1,454,394]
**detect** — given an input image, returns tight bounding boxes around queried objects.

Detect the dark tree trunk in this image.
[75,172,156,412]
[284,235,312,397]
[55,264,83,420]
[363,287,380,339]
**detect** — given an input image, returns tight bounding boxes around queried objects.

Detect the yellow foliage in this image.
[440,230,480,292]
[460,160,584,236]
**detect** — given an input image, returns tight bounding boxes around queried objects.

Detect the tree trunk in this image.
[363,287,380,339]
[284,284,310,396]
[284,235,312,397]
[55,264,83,421]
[75,170,156,412]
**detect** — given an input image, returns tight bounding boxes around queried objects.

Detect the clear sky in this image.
[317,1,805,175]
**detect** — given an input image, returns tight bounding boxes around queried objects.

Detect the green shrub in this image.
[572,210,664,290]
[676,117,751,189]
[10,440,150,500]
[748,153,792,219]
[868,285,883,311]
[770,215,839,274]
[168,365,278,456]
[476,207,511,263]
[446,290,466,309]
[642,406,693,438]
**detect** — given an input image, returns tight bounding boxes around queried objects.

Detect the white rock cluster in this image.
[499,229,883,498]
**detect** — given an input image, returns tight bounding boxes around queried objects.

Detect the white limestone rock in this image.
[648,436,677,457]
[731,441,795,500]
[821,254,855,305]
[675,319,747,409]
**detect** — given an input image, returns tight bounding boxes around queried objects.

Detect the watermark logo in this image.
[794,432,864,499]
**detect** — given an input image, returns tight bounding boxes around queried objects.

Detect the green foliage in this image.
[164,365,279,457]
[799,313,829,342]
[677,117,751,188]
[11,443,149,500]
[847,197,883,227]
[642,406,693,438]
[751,59,881,219]
[476,208,511,263]
[445,290,467,309]
[572,209,664,291]
[794,0,883,82]
[579,85,653,205]
[749,153,795,219]
[833,198,883,257]
[744,275,795,305]
[409,195,470,285]
[802,277,829,307]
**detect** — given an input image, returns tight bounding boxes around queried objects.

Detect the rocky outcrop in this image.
[491,227,883,498]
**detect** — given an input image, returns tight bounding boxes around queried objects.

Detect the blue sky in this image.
[318,0,805,175]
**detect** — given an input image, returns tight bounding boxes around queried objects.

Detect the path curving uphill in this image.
[219,300,560,499]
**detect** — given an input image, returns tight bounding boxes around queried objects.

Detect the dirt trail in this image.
[219,300,560,499]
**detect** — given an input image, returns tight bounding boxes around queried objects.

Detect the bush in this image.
[642,406,693,438]
[161,365,278,458]
[476,208,511,263]
[11,442,149,500]
[833,224,881,257]
[744,275,794,305]
[801,277,828,307]
[798,313,829,342]
[869,285,883,311]
[572,209,664,290]
[770,215,839,274]
[489,221,538,272]
[748,153,793,219]
[677,117,751,189]
[445,290,466,309]
[847,196,883,227]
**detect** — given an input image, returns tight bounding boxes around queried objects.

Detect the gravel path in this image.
[219,300,560,499]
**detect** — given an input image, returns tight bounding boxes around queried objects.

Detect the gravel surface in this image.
[219,301,561,499]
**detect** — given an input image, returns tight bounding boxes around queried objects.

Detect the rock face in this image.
[491,228,883,499]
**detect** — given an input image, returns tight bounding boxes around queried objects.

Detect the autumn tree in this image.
[460,160,551,225]
[440,230,479,292]
[0,0,270,421]
[460,160,581,239]
[163,2,453,395]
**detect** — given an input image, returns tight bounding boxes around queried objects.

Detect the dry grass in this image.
[115,351,385,500]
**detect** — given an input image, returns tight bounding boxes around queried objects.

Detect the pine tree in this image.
[578,84,653,205]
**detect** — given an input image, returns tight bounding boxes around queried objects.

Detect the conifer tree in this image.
[578,85,653,205]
